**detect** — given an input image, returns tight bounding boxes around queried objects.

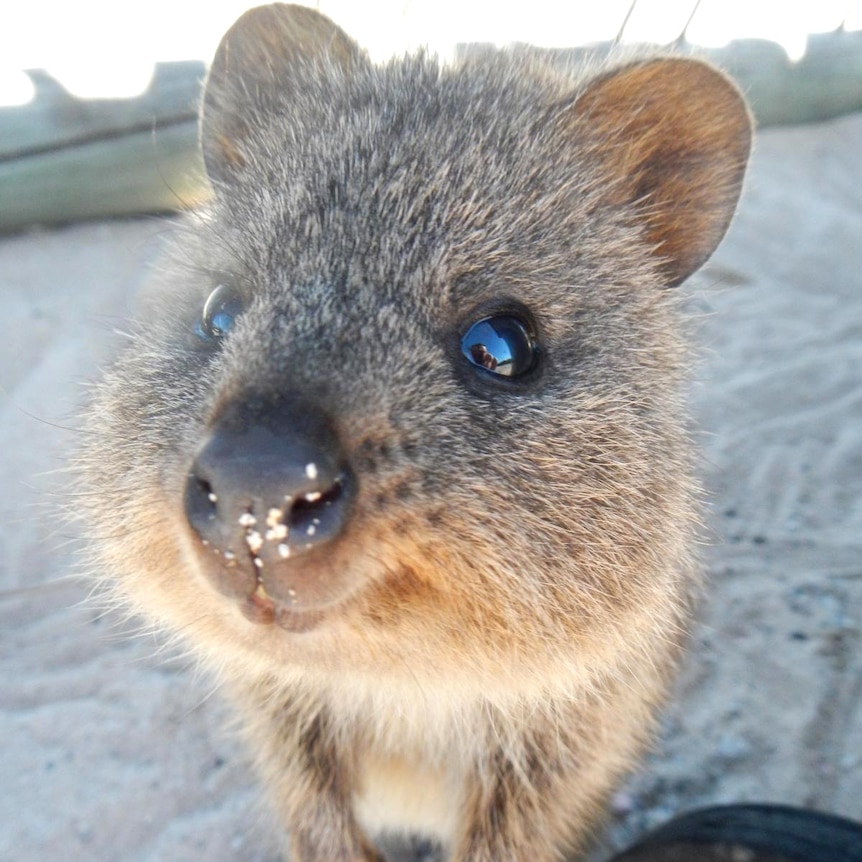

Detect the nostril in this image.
[198,478,218,513]
[290,476,344,520]
[185,472,219,531]
[288,474,348,545]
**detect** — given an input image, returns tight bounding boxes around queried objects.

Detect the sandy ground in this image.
[1,113,860,862]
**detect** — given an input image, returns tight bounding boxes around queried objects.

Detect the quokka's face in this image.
[80,5,749,691]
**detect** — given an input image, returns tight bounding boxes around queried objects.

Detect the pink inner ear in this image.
[573,58,752,287]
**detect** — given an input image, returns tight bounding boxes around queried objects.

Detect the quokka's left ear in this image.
[200,3,368,187]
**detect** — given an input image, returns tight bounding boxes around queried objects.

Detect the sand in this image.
[1,112,860,862]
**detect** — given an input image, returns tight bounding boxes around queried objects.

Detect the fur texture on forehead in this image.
[198,53,619,305]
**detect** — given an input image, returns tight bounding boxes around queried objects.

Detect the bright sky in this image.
[1,0,861,104]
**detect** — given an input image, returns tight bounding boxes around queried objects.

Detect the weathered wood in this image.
[0,62,207,232]
[0,61,204,159]
[703,29,862,126]
[0,121,207,233]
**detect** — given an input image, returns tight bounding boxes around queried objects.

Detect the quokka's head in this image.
[80,4,750,693]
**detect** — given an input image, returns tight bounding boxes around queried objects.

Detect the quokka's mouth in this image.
[240,579,332,634]
[188,502,365,626]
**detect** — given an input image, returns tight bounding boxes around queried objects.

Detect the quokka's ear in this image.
[201,3,367,185]
[572,58,752,287]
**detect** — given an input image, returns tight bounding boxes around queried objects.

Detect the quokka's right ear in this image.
[570,57,752,288]
[201,3,367,186]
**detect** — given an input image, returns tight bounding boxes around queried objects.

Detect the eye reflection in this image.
[461,315,537,379]
[197,284,244,340]
[469,343,498,371]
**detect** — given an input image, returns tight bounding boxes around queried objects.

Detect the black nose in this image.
[184,393,355,564]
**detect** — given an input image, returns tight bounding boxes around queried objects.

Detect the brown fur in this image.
[77,4,751,861]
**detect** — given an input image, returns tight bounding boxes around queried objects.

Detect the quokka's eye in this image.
[460,315,538,379]
[196,284,244,340]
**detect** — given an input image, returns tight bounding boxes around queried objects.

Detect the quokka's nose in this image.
[184,392,355,569]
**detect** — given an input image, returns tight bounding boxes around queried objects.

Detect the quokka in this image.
[79,4,751,860]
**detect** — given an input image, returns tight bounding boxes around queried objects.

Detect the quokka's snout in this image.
[184,388,360,624]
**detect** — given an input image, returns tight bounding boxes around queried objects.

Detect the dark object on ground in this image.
[608,804,862,862]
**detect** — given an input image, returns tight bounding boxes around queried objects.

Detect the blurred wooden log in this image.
[0,62,205,158]
[1,31,860,233]
[0,62,208,233]
[702,29,862,126]
[0,120,207,231]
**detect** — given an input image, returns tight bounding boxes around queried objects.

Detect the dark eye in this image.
[196,284,244,339]
[460,315,538,378]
